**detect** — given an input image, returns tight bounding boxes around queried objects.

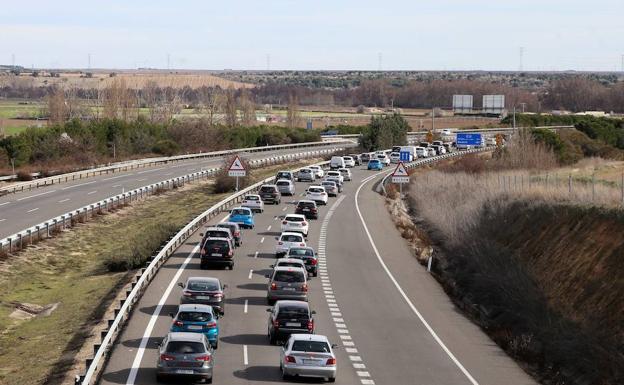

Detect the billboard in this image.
[456,133,483,148]
[452,95,473,113]
[482,95,505,114]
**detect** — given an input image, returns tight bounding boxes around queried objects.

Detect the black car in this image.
[295,200,318,220]
[286,247,318,277]
[200,237,234,269]
[267,300,315,345]
[216,222,242,247]
[259,184,281,205]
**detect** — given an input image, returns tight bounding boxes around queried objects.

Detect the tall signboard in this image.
[456,133,483,149]
[482,95,505,115]
[452,95,473,114]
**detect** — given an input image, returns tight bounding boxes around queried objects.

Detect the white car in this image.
[297,168,315,182]
[415,147,428,158]
[441,129,453,136]
[271,257,307,272]
[242,194,264,213]
[337,168,352,181]
[376,153,390,166]
[325,171,344,184]
[308,165,324,179]
[427,147,437,157]
[280,334,337,382]
[281,214,309,237]
[275,232,306,257]
[305,186,328,205]
[389,152,400,163]
[342,156,355,168]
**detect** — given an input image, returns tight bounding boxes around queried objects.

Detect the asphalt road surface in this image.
[97,164,536,385]
[0,144,347,239]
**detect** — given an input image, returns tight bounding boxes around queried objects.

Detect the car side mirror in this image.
[331,344,339,349]
[178,282,184,288]
[274,237,278,240]
[169,312,175,318]
[199,233,204,237]
[311,310,316,315]
[269,264,274,268]
[265,274,270,279]
[266,308,272,312]
[222,284,228,289]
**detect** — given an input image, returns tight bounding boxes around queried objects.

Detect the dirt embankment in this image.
[408,198,624,385]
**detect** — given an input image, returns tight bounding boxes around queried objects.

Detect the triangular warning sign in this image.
[228,156,246,171]
[392,162,409,177]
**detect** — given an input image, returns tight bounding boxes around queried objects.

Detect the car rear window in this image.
[277,181,290,186]
[206,230,229,238]
[245,195,259,201]
[178,311,213,322]
[165,341,206,354]
[285,216,305,222]
[274,270,305,283]
[298,202,316,208]
[277,261,303,268]
[281,234,303,242]
[308,188,323,193]
[187,280,220,291]
[291,341,330,353]
[217,223,237,232]
[204,240,229,250]
[278,306,309,318]
[288,248,314,257]
[231,209,249,216]
[260,186,277,193]
[277,173,291,178]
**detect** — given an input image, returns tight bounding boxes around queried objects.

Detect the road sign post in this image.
[391,162,410,197]
[227,155,247,191]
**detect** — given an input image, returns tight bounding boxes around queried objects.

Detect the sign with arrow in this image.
[391,162,410,184]
[228,156,247,177]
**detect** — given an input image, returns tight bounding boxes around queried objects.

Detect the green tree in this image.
[359,113,408,151]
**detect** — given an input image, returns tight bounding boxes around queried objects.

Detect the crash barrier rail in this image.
[321,125,574,139]
[379,147,494,196]
[75,158,332,385]
[0,140,354,196]
[0,147,344,255]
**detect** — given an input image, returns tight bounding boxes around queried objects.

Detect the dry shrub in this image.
[16,171,33,181]
[493,129,558,170]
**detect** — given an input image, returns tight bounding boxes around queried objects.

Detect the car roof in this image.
[276,300,310,309]
[322,180,336,184]
[288,246,315,252]
[178,303,215,313]
[218,222,240,228]
[280,231,304,237]
[205,226,230,231]
[276,257,305,264]
[297,199,316,204]
[261,184,278,188]
[273,266,306,273]
[338,168,349,171]
[231,206,252,212]
[204,237,230,241]
[289,333,330,343]
[187,276,220,284]
[245,194,261,198]
[284,214,306,219]
[308,185,324,188]
[167,332,206,342]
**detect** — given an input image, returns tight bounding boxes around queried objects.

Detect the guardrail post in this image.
[8,238,12,253]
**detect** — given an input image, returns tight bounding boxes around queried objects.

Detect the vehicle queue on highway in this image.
[152,151,403,384]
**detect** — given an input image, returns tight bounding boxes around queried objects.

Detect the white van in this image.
[415,147,428,158]
[399,146,417,162]
[330,156,346,170]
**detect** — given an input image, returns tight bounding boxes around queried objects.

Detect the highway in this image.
[98,164,536,385]
[0,143,348,240]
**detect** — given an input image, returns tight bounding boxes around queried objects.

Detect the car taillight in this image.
[278,242,283,245]
[205,321,217,328]
[301,283,308,292]
[271,282,277,290]
[326,358,336,366]
[307,320,314,331]
[228,251,233,257]
[282,221,288,225]
[212,293,223,299]
[173,320,183,327]
[299,243,305,246]
[234,231,240,236]
[285,355,296,363]
[310,259,317,265]
[195,355,211,362]
[302,222,307,226]
[321,192,326,195]
[183,291,193,297]
[200,249,205,256]
[273,320,280,328]
[160,354,175,361]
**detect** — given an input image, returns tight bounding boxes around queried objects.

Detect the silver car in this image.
[276,179,296,196]
[156,332,214,383]
[266,266,308,304]
[280,334,337,382]
[297,168,315,182]
[321,180,339,196]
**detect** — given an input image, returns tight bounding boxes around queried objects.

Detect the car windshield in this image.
[288,248,314,257]
[245,196,259,201]
[274,270,305,282]
[187,280,220,291]
[281,234,303,242]
[204,240,229,250]
[260,186,276,193]
[291,341,331,353]
[278,306,309,318]
[177,311,213,322]
[277,173,290,178]
[231,209,250,216]
[165,341,206,354]
[285,216,304,222]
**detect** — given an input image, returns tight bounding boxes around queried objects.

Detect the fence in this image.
[0,140,353,196]
[0,147,343,256]
[75,158,332,385]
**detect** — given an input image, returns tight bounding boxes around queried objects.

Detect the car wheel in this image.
[269,332,277,345]
[229,263,234,270]
[212,340,218,349]
[312,271,318,277]
[327,377,336,383]
[200,263,207,270]
[282,371,292,381]
[206,376,213,384]
[156,373,165,383]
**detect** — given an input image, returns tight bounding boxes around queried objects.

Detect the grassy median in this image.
[0,159,320,385]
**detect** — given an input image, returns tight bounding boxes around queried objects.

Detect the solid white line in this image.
[354,171,480,385]
[16,189,56,201]
[125,244,200,385]
[0,202,10,206]
[0,219,5,222]
[102,175,125,181]
[62,180,95,190]
[244,299,249,314]
[243,345,249,365]
[26,207,39,213]
[58,198,70,203]
[87,190,97,195]
[248,269,253,280]
[136,178,148,182]
[112,184,121,188]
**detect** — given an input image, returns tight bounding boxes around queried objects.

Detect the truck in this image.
[399,146,417,162]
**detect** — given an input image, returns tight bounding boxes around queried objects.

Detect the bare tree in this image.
[46,87,69,125]
[197,87,224,126]
[286,94,302,128]
[224,88,238,127]
[102,78,137,120]
[239,89,256,126]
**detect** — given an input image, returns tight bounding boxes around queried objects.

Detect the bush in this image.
[152,139,180,156]
[359,113,408,151]
[16,171,33,181]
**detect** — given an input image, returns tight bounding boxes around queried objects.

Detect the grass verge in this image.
[0,159,320,385]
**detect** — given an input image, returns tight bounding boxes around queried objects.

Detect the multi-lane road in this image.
[0,143,348,239]
[98,164,536,385]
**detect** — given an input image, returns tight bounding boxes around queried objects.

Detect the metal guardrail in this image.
[0,140,354,196]
[75,158,332,385]
[0,147,344,255]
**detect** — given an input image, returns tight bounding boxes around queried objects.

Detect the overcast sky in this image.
[2,0,623,71]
